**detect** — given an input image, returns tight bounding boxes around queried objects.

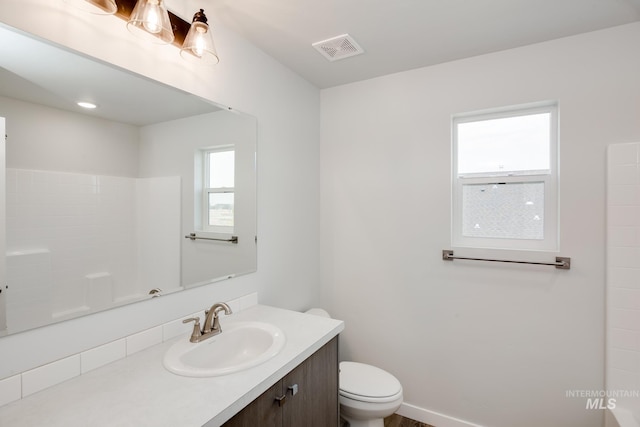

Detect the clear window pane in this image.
[208,151,235,188]
[457,113,551,176]
[462,182,544,240]
[208,192,234,227]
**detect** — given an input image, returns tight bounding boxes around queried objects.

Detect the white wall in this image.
[320,23,640,427]
[138,110,257,285]
[607,142,640,419]
[1,96,141,331]
[1,95,183,333]
[0,0,320,379]
[1,96,140,177]
[136,176,181,296]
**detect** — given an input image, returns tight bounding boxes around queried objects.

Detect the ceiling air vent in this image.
[312,34,364,62]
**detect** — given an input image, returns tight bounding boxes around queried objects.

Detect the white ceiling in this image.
[0,25,221,126]
[3,1,640,120]
[174,0,640,88]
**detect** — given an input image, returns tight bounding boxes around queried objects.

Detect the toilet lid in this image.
[339,361,402,402]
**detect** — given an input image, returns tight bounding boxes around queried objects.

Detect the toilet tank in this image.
[305,308,331,318]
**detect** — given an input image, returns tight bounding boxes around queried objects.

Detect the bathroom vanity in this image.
[0,305,343,426]
[224,336,338,426]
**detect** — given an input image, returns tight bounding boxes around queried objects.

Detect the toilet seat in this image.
[339,361,403,403]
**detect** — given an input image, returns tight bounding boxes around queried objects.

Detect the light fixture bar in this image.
[65,0,215,63]
[113,0,190,47]
[63,0,118,15]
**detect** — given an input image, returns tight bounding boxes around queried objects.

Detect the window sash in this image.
[461,181,545,240]
[203,188,234,233]
[455,110,552,177]
[201,146,235,234]
[452,103,558,251]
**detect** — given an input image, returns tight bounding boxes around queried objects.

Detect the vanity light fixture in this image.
[63,0,219,64]
[63,0,118,15]
[180,9,219,65]
[126,0,174,44]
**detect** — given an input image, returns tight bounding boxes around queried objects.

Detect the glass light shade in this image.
[63,0,117,15]
[180,10,219,65]
[126,0,174,44]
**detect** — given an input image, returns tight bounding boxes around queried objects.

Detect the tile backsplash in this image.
[607,142,640,409]
[0,292,258,408]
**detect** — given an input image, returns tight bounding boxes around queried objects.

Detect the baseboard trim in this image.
[396,402,485,427]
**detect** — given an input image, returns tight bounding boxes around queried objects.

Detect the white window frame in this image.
[452,102,559,252]
[201,146,235,235]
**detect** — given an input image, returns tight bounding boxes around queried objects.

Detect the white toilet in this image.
[305,309,403,427]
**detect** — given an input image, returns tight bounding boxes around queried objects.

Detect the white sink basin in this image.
[163,321,286,377]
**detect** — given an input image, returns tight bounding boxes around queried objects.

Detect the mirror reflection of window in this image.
[203,147,235,233]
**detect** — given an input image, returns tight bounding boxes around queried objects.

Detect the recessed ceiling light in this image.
[77,101,97,109]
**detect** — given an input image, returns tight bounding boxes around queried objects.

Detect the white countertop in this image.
[0,305,344,427]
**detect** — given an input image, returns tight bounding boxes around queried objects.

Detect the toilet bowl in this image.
[339,361,403,427]
[305,309,403,427]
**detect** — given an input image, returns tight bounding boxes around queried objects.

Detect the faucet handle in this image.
[183,317,202,342]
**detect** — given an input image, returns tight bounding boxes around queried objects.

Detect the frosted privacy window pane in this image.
[208,151,235,188]
[462,182,544,239]
[457,113,551,176]
[208,192,234,227]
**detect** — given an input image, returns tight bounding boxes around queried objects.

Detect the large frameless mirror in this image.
[0,24,257,335]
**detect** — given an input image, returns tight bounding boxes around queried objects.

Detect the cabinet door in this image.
[223,381,283,427]
[222,336,339,427]
[282,337,339,427]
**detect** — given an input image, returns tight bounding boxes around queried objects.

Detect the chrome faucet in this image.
[182,302,233,343]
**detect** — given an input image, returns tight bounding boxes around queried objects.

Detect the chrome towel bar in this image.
[442,250,570,270]
[185,233,238,244]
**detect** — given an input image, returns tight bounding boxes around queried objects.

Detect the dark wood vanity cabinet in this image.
[223,336,339,427]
